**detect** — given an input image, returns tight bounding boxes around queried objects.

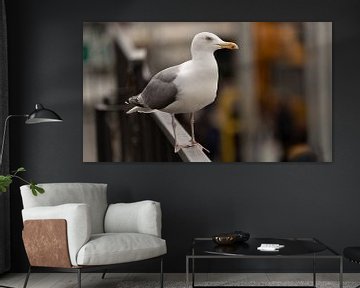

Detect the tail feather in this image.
[126,106,154,114]
[127,94,143,106]
[126,93,155,114]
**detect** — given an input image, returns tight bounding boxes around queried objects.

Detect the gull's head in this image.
[191,32,239,58]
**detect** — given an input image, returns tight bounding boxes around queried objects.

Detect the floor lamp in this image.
[0,103,63,288]
[0,104,63,167]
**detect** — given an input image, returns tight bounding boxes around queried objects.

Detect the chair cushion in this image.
[344,247,360,263]
[105,201,162,237]
[76,233,167,266]
[21,183,108,234]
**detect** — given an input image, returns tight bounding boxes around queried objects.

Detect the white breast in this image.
[161,58,219,114]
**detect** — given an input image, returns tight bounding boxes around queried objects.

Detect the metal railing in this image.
[95,104,179,162]
[94,24,211,162]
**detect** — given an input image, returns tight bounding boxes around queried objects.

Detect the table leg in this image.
[339,257,343,288]
[313,254,316,287]
[192,247,195,288]
[186,257,189,288]
[192,257,195,288]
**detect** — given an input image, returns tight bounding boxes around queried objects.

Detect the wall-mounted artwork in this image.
[83,22,332,163]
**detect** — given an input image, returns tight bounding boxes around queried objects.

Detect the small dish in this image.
[212,234,237,245]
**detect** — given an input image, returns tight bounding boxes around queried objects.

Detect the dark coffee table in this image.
[186,237,342,288]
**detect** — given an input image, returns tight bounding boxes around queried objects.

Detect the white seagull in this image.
[126,32,239,153]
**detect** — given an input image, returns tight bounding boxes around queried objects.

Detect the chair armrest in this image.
[23,219,72,268]
[22,203,91,266]
[104,200,162,237]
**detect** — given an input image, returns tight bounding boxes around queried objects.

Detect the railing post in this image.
[95,106,113,162]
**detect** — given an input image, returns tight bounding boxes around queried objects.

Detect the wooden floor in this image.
[0,273,359,288]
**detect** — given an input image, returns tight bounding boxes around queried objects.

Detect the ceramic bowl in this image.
[212,234,237,245]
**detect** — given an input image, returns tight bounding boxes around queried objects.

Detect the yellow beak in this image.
[217,42,239,49]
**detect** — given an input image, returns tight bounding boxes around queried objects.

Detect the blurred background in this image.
[83,22,332,162]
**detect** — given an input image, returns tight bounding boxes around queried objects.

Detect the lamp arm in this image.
[0,114,28,169]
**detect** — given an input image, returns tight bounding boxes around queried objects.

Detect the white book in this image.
[257,243,285,251]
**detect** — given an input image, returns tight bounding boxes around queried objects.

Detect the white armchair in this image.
[20,183,166,288]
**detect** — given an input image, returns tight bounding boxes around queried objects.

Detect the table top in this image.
[190,237,340,258]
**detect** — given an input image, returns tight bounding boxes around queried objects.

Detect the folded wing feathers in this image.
[126,65,180,114]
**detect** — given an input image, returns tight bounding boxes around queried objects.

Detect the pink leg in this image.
[189,113,210,153]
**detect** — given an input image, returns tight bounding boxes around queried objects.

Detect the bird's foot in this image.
[188,140,210,153]
[174,142,210,153]
[174,144,191,153]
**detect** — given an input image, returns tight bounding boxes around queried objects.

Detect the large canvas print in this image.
[83,22,332,162]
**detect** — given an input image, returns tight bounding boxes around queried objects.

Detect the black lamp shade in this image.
[25,104,63,124]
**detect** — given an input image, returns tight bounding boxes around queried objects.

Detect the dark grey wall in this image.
[5,0,360,273]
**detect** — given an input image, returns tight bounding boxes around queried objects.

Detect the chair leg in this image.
[77,269,81,288]
[23,266,31,288]
[101,270,107,279]
[160,257,164,288]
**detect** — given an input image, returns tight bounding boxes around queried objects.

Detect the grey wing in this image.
[141,65,180,109]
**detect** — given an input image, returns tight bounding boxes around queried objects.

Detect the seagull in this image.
[126,32,239,153]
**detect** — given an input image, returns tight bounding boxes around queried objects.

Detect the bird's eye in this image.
[205,36,213,41]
